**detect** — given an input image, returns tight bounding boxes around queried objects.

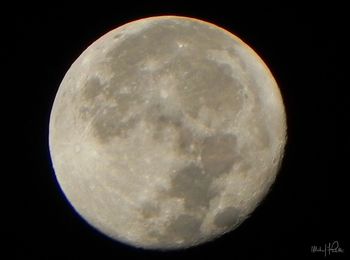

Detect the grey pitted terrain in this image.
[49,16,286,249]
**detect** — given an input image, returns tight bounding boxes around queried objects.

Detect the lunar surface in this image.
[49,16,287,249]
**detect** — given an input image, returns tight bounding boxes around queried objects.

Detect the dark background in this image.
[10,2,347,259]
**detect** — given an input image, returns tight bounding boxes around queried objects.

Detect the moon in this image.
[49,16,287,250]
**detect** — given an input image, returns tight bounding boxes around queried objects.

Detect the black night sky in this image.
[9,2,347,259]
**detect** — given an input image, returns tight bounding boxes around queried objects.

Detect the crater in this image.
[148,213,203,248]
[214,206,240,228]
[254,118,271,149]
[201,134,238,176]
[113,33,123,40]
[164,214,202,243]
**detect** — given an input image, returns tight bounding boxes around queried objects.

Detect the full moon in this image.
[49,16,287,250]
